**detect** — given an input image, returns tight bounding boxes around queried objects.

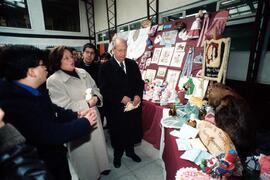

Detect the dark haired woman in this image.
[46,46,110,180]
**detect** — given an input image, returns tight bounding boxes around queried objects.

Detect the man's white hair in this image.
[111,36,127,49]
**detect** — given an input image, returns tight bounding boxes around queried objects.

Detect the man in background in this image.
[76,43,100,85]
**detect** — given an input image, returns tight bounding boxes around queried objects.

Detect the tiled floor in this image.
[70,130,165,180]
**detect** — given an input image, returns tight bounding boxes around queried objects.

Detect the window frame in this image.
[41,0,81,32]
[0,0,32,29]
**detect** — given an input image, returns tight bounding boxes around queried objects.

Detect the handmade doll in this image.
[188,10,204,39]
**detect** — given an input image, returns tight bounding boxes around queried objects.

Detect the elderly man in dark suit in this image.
[99,37,144,168]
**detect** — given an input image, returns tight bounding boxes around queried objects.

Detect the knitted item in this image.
[205,11,229,40]
[0,123,25,153]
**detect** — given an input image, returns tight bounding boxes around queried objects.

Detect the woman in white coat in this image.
[46,46,110,180]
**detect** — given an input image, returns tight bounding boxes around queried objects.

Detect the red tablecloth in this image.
[141,101,200,180]
[141,102,240,180]
[142,101,163,149]
[162,128,199,180]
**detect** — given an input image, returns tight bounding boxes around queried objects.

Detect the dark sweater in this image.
[76,60,100,86]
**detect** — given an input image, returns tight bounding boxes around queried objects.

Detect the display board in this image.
[137,10,229,89]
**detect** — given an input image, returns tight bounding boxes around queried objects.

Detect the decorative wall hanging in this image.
[178,76,209,99]
[205,11,229,40]
[156,66,167,78]
[175,42,186,52]
[148,24,158,36]
[127,27,150,60]
[163,24,172,29]
[160,30,178,45]
[157,25,164,31]
[170,42,186,67]
[154,34,162,44]
[193,51,203,64]
[202,38,231,84]
[170,51,185,68]
[181,47,195,77]
[138,51,152,70]
[145,58,152,69]
[151,47,162,64]
[178,29,188,41]
[158,47,175,66]
[196,13,210,47]
[165,69,181,89]
[144,69,157,82]
[183,77,195,95]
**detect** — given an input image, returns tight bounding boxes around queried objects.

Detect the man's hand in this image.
[0,108,5,128]
[78,108,92,118]
[121,96,131,105]
[133,95,141,107]
[82,109,97,126]
[87,96,98,107]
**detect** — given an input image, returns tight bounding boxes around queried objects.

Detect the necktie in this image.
[120,62,125,72]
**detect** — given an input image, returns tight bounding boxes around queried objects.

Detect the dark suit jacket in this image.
[99,58,144,148]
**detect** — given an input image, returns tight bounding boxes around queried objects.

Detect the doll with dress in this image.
[188,10,204,39]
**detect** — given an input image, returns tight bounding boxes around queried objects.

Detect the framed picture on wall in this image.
[178,76,209,99]
[165,69,181,89]
[170,51,185,68]
[175,42,186,52]
[158,47,174,66]
[144,69,157,82]
[157,25,164,31]
[156,66,167,78]
[151,47,162,64]
[160,30,178,45]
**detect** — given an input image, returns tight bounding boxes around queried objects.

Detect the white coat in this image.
[47,68,110,180]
